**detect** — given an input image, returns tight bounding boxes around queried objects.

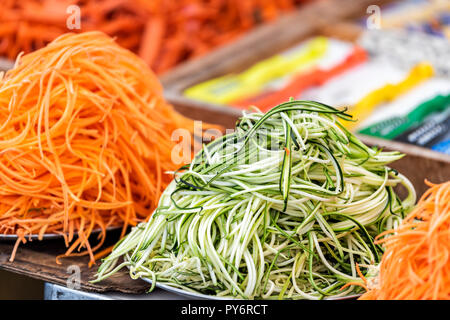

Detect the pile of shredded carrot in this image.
[360,180,450,300]
[0,0,312,74]
[0,31,216,264]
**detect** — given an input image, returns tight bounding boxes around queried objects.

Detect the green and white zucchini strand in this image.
[93,100,416,299]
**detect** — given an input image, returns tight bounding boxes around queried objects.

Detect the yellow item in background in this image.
[346,62,434,131]
[184,37,329,105]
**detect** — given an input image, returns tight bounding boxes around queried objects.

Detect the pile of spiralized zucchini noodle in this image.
[94,101,416,300]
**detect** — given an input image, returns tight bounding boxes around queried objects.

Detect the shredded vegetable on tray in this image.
[0,31,214,264]
[94,100,416,299]
[360,180,450,300]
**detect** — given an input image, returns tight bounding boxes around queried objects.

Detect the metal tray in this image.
[0,226,122,241]
[140,277,361,300]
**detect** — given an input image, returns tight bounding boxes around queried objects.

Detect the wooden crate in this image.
[0,229,149,294]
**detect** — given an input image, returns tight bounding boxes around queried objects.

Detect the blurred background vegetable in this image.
[0,0,312,74]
